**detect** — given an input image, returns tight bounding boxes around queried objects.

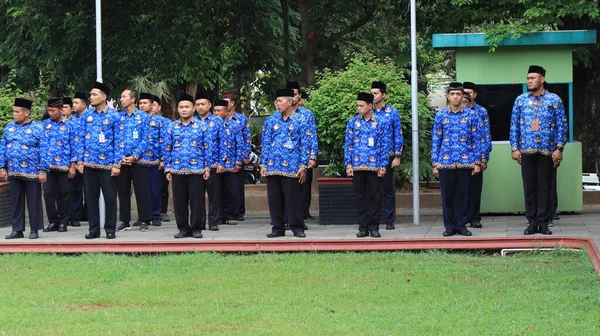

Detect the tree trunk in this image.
[281,0,290,80]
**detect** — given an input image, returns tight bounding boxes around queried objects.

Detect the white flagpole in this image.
[96,0,105,228]
[410,0,420,225]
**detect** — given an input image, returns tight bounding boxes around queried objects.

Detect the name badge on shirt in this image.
[99,132,107,143]
[133,130,139,139]
[368,138,374,147]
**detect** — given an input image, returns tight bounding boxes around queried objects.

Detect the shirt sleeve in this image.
[378,121,389,169]
[299,120,310,168]
[392,107,403,156]
[162,124,173,173]
[555,98,568,150]
[260,118,272,169]
[344,120,353,168]
[509,98,521,151]
[0,127,7,169]
[431,112,443,166]
[242,116,251,160]
[479,107,492,162]
[37,123,49,173]
[234,125,244,166]
[470,111,482,165]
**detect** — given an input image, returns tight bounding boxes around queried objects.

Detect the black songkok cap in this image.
[177,93,195,104]
[139,93,154,102]
[528,65,546,76]
[462,82,476,91]
[446,82,464,93]
[357,92,374,104]
[48,98,63,107]
[463,92,472,102]
[63,97,73,106]
[195,91,212,101]
[92,81,111,96]
[13,98,32,110]
[276,88,295,98]
[152,95,161,105]
[286,81,301,91]
[214,99,229,108]
[74,91,88,101]
[371,81,387,93]
[300,91,309,100]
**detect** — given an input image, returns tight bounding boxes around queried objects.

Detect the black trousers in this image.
[381,157,396,224]
[467,170,484,224]
[68,171,86,222]
[267,175,303,234]
[161,171,169,214]
[521,153,554,227]
[353,171,382,232]
[83,168,117,235]
[117,163,152,224]
[301,168,314,218]
[201,168,221,227]
[439,169,471,231]
[221,172,240,221]
[550,167,558,216]
[148,166,162,219]
[237,170,246,218]
[171,174,205,233]
[43,170,70,225]
[9,177,43,232]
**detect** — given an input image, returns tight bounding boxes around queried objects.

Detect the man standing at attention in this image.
[510,66,567,235]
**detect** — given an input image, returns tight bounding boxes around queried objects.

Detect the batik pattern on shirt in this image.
[195,114,224,168]
[217,118,243,172]
[509,91,568,156]
[297,107,319,161]
[473,103,492,162]
[138,114,169,167]
[163,119,207,175]
[374,104,403,157]
[116,109,150,161]
[344,114,390,172]
[261,112,310,177]
[0,120,47,180]
[230,112,251,160]
[431,108,483,169]
[78,107,123,170]
[41,118,78,172]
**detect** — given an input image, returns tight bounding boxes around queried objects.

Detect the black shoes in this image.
[151,218,162,226]
[267,232,285,238]
[370,230,381,238]
[226,219,238,225]
[209,225,219,231]
[192,230,203,238]
[106,233,116,239]
[58,224,68,232]
[116,222,131,231]
[85,232,100,239]
[470,222,482,229]
[132,220,141,227]
[385,223,395,230]
[293,231,306,238]
[140,222,149,232]
[161,213,171,222]
[356,231,369,238]
[524,225,538,235]
[457,228,472,236]
[5,231,24,239]
[303,224,309,231]
[303,214,315,220]
[174,231,192,239]
[70,220,81,227]
[538,226,553,235]
[43,223,59,232]
[29,230,39,239]
[443,229,457,237]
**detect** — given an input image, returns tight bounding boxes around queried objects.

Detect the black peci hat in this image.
[276,88,295,98]
[371,81,387,93]
[528,65,546,76]
[13,98,32,110]
[214,99,229,108]
[139,93,154,102]
[177,93,194,104]
[357,92,374,104]
[63,97,73,106]
[462,82,476,91]
[92,81,111,96]
[74,91,89,101]
[285,81,301,91]
[47,98,63,107]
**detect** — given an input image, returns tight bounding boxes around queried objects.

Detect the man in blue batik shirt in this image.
[163,94,210,239]
[151,96,172,223]
[222,91,251,221]
[67,91,89,227]
[0,98,47,239]
[371,81,403,231]
[115,89,153,233]
[431,82,483,237]
[261,88,310,238]
[510,65,567,236]
[76,82,122,240]
[345,92,389,238]
[463,82,492,229]
[41,98,78,234]
[195,92,225,231]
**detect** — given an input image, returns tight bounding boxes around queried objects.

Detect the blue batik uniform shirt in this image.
[297,106,319,161]
[163,118,207,175]
[117,109,150,162]
[230,112,251,160]
[0,120,48,180]
[196,113,224,168]
[41,118,78,172]
[472,103,492,163]
[509,90,567,156]
[261,112,310,177]
[431,107,483,169]
[138,113,169,167]
[78,107,123,170]
[218,117,244,171]
[373,104,403,157]
[344,114,390,171]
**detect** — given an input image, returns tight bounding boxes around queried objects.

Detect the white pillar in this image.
[410,0,420,225]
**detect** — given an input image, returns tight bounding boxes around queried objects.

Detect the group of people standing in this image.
[0,66,568,239]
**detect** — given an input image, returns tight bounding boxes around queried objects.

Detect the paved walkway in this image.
[3,207,600,248]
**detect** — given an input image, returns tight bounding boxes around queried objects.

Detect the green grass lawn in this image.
[0,250,599,335]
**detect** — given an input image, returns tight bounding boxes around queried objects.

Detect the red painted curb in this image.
[0,236,598,276]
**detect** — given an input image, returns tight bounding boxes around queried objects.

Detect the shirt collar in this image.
[447,107,464,114]
[360,113,376,122]
[528,89,547,98]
